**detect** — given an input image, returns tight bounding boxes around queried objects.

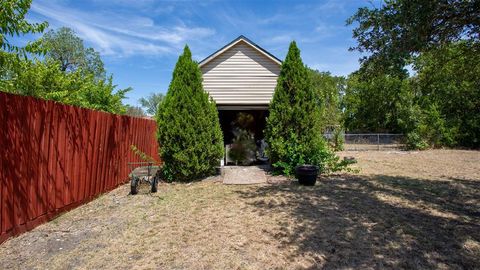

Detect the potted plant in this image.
[295,165,319,186]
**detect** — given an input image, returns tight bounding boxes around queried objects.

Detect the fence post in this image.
[377,134,380,151]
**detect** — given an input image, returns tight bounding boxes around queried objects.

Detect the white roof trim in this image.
[198,37,282,68]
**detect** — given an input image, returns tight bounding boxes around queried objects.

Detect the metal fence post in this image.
[377,134,380,151]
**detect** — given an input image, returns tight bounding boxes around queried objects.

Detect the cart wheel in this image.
[151,176,158,193]
[130,177,139,195]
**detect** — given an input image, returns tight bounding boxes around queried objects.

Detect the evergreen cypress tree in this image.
[265,41,331,175]
[156,46,223,181]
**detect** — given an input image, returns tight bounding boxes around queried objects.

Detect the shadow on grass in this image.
[237,175,480,269]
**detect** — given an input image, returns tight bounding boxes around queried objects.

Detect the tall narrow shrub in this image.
[265,41,331,175]
[156,46,223,181]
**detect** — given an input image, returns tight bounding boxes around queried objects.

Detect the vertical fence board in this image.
[92,112,102,197]
[64,106,74,206]
[86,112,98,199]
[72,106,82,204]
[0,93,7,238]
[105,116,114,190]
[14,94,29,229]
[47,102,58,213]
[56,105,66,210]
[38,100,52,217]
[79,109,88,202]
[97,113,108,194]
[2,93,14,238]
[29,98,42,222]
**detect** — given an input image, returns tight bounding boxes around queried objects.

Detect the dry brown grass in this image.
[1,150,479,269]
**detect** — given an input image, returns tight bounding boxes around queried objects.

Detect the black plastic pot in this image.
[295,165,319,186]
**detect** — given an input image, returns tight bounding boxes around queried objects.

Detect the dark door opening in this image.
[218,108,269,165]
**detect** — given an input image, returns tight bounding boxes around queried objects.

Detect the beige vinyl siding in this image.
[201,40,280,105]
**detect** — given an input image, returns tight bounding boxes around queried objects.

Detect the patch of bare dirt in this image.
[0,150,478,269]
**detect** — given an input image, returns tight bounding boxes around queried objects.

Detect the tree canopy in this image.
[139,92,164,116]
[348,0,480,74]
[0,58,129,114]
[0,2,130,115]
[342,72,407,133]
[42,27,106,80]
[344,0,480,149]
[125,105,146,117]
[407,41,480,148]
[0,0,48,56]
[308,68,344,130]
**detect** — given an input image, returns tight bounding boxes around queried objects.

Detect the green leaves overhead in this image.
[0,58,129,114]
[1,1,129,115]
[307,68,344,130]
[342,73,407,133]
[347,0,480,75]
[343,41,480,148]
[345,0,480,149]
[410,41,480,148]
[139,93,164,116]
[0,0,48,56]
[42,27,106,80]
[156,46,223,182]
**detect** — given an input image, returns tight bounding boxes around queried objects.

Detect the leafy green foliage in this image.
[1,3,129,115]
[265,41,343,175]
[347,0,479,74]
[344,41,479,149]
[0,57,129,114]
[0,0,48,57]
[330,128,345,151]
[139,92,164,115]
[414,41,479,148]
[156,46,223,182]
[41,27,106,80]
[399,41,480,148]
[307,68,345,152]
[308,68,345,130]
[130,145,156,163]
[346,1,480,149]
[343,73,408,133]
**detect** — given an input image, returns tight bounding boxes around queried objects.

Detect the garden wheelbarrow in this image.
[128,162,161,195]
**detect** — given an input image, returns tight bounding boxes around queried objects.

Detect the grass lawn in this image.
[1,150,479,269]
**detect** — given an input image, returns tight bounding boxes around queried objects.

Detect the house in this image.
[199,36,281,151]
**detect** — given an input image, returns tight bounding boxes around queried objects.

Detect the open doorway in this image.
[218,108,268,165]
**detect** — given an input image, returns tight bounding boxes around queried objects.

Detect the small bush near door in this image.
[156,46,223,182]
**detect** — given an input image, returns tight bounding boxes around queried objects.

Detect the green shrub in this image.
[331,127,345,151]
[265,41,345,175]
[400,101,457,150]
[405,131,429,150]
[156,46,223,182]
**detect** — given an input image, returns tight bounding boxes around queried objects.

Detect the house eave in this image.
[217,104,269,110]
[198,35,282,68]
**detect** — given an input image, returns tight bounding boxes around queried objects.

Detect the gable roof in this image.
[198,35,282,68]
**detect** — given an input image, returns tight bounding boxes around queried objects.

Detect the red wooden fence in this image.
[0,92,160,244]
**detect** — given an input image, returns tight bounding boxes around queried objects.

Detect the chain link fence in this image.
[343,133,405,151]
